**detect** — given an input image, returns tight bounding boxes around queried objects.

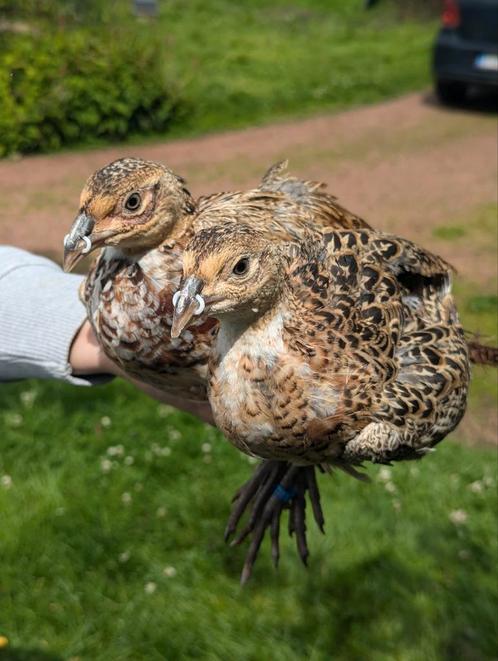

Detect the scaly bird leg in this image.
[226,461,326,584]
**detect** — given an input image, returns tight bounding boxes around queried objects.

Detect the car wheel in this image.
[435,79,468,105]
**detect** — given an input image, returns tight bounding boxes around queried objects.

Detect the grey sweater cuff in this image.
[0,246,113,386]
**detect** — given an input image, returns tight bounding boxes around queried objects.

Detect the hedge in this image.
[0,29,181,156]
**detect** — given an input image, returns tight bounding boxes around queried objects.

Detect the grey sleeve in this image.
[0,246,112,386]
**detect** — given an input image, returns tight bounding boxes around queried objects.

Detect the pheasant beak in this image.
[63,213,96,272]
[171,276,205,338]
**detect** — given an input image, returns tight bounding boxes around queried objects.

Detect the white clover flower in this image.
[1,475,13,489]
[100,458,113,473]
[100,416,112,428]
[169,430,181,442]
[158,404,174,418]
[5,412,23,428]
[118,550,130,563]
[201,443,212,454]
[107,445,124,457]
[121,492,132,505]
[449,509,468,525]
[468,480,483,494]
[160,447,172,457]
[384,481,397,494]
[378,467,392,482]
[124,455,134,466]
[156,506,167,518]
[144,581,157,594]
[163,566,177,578]
[20,390,36,408]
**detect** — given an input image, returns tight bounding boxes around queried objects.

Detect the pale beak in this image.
[63,213,95,272]
[171,276,205,338]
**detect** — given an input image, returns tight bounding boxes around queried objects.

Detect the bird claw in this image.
[225,461,326,584]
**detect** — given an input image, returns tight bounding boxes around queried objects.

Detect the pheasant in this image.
[62,158,369,399]
[63,158,495,581]
[171,220,475,582]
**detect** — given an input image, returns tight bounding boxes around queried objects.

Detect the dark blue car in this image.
[433,0,498,103]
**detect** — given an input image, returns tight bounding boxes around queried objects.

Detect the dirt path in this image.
[0,91,496,281]
[0,90,496,443]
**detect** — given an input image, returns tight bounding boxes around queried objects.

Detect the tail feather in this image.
[467,340,498,366]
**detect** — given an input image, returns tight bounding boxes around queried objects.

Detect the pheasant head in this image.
[171,224,286,338]
[63,157,195,271]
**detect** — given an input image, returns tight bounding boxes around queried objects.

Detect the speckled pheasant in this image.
[63,157,496,581]
[62,158,370,399]
[172,221,472,581]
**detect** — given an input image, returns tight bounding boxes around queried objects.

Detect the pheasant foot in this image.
[224,461,326,585]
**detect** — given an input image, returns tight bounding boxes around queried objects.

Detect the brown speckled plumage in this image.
[179,224,470,466]
[69,158,372,400]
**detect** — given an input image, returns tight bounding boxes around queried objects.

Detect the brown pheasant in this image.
[172,222,472,582]
[63,157,496,581]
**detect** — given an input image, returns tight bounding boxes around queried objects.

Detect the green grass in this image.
[2,1,437,156]
[153,0,436,137]
[0,372,497,660]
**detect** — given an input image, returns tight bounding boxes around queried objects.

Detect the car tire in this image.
[435,79,468,105]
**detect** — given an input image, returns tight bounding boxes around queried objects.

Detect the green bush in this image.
[0,29,181,156]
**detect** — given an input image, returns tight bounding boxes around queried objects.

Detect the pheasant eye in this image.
[232,257,249,276]
[124,192,141,211]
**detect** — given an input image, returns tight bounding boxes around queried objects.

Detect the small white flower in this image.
[156,506,167,518]
[144,581,157,594]
[163,566,177,578]
[160,447,172,457]
[118,550,130,563]
[483,476,494,488]
[158,404,174,418]
[100,416,112,428]
[378,467,392,482]
[468,480,483,494]
[20,390,36,408]
[121,492,132,505]
[384,481,396,494]
[392,499,401,512]
[201,443,212,454]
[100,458,113,473]
[1,475,13,489]
[5,412,23,428]
[124,455,134,466]
[449,509,467,525]
[107,445,124,457]
[203,454,212,464]
[169,430,181,442]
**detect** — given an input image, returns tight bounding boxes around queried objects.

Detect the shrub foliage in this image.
[0,30,180,156]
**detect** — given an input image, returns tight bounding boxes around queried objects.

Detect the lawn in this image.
[0,287,496,660]
[1,0,438,155]
[157,0,437,136]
